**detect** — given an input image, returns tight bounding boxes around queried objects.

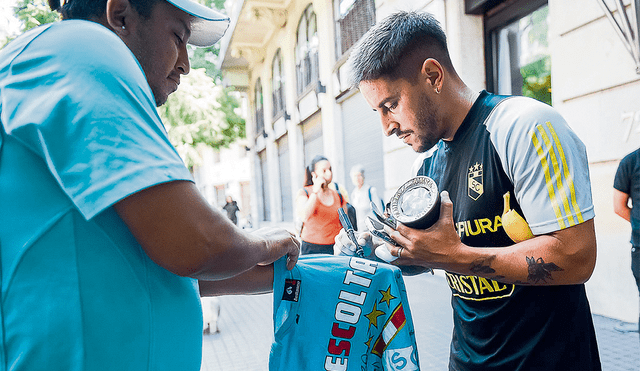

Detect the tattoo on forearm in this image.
[526,256,563,283]
[469,257,496,274]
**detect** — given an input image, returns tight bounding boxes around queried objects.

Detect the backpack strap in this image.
[334,182,344,206]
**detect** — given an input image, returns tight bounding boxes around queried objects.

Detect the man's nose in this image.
[381,115,398,137]
[177,45,190,75]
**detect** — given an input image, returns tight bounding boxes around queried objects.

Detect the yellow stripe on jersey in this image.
[546,122,584,223]
[531,129,565,229]
[537,125,576,226]
[531,123,581,229]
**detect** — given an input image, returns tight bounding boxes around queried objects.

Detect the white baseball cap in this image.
[165,0,230,47]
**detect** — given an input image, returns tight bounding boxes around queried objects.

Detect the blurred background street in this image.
[201,271,640,371]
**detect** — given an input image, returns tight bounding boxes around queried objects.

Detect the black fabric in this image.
[633,246,640,291]
[419,91,601,371]
[334,182,357,231]
[614,148,640,246]
[222,201,239,225]
[633,246,640,342]
[300,241,333,255]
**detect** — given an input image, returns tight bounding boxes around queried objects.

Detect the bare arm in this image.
[114,180,299,280]
[386,191,597,285]
[296,188,317,221]
[613,188,631,222]
[199,264,274,296]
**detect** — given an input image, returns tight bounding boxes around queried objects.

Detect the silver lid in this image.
[389,176,438,224]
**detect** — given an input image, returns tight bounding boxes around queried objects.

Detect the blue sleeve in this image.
[0,21,192,220]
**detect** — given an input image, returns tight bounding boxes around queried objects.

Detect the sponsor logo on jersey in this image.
[468,162,483,200]
[445,272,514,301]
[455,215,503,238]
[282,279,300,302]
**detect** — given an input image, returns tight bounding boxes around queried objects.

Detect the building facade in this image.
[218,0,640,322]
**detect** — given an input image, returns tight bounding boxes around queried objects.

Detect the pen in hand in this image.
[337,208,365,258]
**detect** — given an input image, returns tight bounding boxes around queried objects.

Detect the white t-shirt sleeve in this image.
[486,98,594,234]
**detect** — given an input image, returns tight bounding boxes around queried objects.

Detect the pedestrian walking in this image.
[613,147,640,341]
[223,195,240,225]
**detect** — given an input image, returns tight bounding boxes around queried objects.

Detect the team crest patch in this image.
[468,162,483,200]
[282,279,300,302]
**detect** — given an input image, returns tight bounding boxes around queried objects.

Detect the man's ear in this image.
[421,58,444,93]
[106,0,134,34]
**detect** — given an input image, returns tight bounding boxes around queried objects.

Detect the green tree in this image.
[158,68,245,168]
[5,0,245,167]
[14,0,59,32]
[519,6,551,105]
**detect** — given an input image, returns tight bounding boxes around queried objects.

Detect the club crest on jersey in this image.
[468,162,483,200]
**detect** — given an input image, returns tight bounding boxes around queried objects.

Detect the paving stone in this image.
[202,273,639,371]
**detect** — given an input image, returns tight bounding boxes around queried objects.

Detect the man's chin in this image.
[155,95,169,107]
[414,140,437,153]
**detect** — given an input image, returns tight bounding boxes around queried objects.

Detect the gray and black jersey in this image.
[418,91,601,370]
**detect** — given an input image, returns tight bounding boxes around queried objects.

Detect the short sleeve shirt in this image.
[0,21,200,370]
[418,92,600,370]
[613,148,640,245]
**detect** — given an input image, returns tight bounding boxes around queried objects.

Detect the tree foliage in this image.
[519,5,551,106]
[158,69,245,168]
[5,0,244,167]
[14,0,59,32]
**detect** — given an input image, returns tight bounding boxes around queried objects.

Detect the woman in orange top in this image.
[296,156,346,254]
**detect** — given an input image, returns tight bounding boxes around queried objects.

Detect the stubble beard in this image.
[413,94,439,153]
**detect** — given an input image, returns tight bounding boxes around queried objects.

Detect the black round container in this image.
[389,176,441,229]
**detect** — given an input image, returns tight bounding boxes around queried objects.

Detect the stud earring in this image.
[435,87,441,94]
[121,25,125,30]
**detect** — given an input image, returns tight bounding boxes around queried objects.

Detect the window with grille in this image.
[272,49,286,119]
[335,0,375,58]
[295,5,320,96]
[254,79,264,137]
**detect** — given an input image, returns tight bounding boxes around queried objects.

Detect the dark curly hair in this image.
[48,0,161,20]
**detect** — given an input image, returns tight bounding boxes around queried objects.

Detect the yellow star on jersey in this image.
[379,285,396,307]
[365,302,385,329]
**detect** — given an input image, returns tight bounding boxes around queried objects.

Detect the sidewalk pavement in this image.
[201,272,640,371]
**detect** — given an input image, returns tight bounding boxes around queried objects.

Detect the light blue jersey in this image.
[270,255,420,371]
[0,21,200,370]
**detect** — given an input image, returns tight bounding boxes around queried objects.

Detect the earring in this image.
[121,25,125,30]
[435,87,441,94]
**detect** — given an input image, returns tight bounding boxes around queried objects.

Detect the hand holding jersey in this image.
[252,227,300,270]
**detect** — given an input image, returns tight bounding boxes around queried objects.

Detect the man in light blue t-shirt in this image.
[0,1,299,370]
